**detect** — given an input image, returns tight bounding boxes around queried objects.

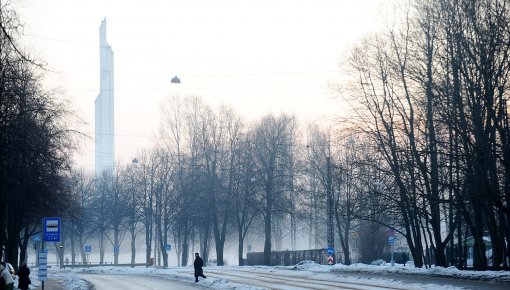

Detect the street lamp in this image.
[170,76,181,84]
[326,156,335,265]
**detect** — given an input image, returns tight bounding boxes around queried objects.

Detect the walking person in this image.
[193,253,207,283]
[17,262,31,290]
[402,252,408,266]
[0,263,14,290]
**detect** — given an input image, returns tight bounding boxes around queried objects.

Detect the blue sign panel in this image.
[327,247,335,255]
[84,245,92,253]
[165,244,171,251]
[114,246,120,253]
[388,236,396,244]
[43,217,61,242]
[32,234,41,242]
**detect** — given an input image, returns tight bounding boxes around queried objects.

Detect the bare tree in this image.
[252,114,297,265]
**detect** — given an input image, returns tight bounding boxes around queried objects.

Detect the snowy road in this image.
[78,274,201,290]
[174,268,459,290]
[70,265,510,290]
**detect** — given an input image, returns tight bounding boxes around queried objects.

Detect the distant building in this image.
[95,18,115,175]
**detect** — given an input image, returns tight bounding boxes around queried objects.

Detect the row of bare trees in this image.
[63,97,304,267]
[345,0,510,270]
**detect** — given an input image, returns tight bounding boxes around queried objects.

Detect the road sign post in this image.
[39,250,48,290]
[327,247,335,265]
[84,245,91,264]
[388,231,396,267]
[41,217,60,290]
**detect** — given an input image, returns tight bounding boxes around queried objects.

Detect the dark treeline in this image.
[0,2,78,270]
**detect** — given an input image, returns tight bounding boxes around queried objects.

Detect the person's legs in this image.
[195,274,199,282]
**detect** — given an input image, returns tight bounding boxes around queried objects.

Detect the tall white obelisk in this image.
[95,18,115,176]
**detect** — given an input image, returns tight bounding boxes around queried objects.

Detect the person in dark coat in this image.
[17,262,30,290]
[193,253,206,282]
[402,252,408,266]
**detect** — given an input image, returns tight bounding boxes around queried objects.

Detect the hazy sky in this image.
[16,0,388,171]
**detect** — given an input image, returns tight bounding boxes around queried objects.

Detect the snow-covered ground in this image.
[28,261,510,290]
[285,260,510,282]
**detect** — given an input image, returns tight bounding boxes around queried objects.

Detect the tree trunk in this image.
[99,231,105,264]
[263,210,272,265]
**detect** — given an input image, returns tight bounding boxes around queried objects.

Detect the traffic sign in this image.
[327,247,335,255]
[114,245,120,253]
[327,256,334,265]
[43,217,61,242]
[32,234,41,242]
[84,245,92,253]
[388,236,396,244]
[165,244,171,251]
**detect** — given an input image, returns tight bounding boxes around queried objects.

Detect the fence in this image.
[247,249,328,266]
[62,262,149,269]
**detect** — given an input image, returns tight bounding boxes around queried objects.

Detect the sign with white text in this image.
[38,252,48,281]
[43,217,61,242]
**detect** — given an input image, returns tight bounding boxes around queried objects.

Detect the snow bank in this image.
[281,261,510,283]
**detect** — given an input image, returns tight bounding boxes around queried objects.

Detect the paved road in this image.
[79,274,202,290]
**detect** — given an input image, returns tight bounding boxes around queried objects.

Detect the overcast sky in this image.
[16,0,389,171]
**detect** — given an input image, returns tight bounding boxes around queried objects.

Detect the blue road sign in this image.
[32,234,41,242]
[84,245,92,253]
[327,247,335,255]
[114,246,120,253]
[388,236,396,244]
[165,244,171,251]
[43,217,61,242]
[38,251,48,282]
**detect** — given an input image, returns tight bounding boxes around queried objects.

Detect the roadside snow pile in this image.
[290,260,324,271]
[370,259,386,266]
[331,263,510,283]
[276,260,334,272]
[275,260,510,283]
[62,272,89,290]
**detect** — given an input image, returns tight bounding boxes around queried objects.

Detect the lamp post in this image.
[306,143,335,264]
[59,244,64,269]
[326,156,335,265]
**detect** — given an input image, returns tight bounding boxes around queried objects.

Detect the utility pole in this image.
[326,156,335,265]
